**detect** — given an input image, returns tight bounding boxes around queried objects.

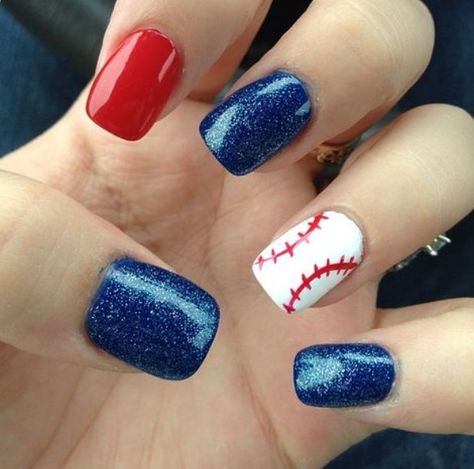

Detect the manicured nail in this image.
[252,211,363,313]
[85,258,219,380]
[86,29,181,141]
[294,344,395,408]
[199,70,312,175]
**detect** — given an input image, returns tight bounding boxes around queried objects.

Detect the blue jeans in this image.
[0,7,86,155]
[1,2,473,468]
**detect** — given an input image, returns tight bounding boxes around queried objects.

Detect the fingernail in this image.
[86,29,181,141]
[199,70,312,175]
[85,257,219,380]
[294,344,395,408]
[252,211,363,313]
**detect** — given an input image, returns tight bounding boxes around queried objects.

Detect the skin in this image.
[0,95,377,469]
[0,91,472,469]
[0,0,473,467]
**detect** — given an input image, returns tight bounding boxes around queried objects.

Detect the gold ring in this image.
[307,138,359,165]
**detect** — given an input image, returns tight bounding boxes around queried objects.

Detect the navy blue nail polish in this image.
[199,70,312,176]
[86,258,220,380]
[294,344,395,408]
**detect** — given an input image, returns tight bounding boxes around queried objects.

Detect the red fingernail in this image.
[86,29,181,141]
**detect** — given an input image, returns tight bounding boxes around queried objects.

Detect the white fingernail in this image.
[252,211,363,313]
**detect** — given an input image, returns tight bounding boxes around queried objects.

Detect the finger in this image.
[86,0,271,141]
[252,104,474,313]
[199,0,434,175]
[293,298,474,434]
[190,3,271,102]
[0,171,219,380]
[375,298,471,327]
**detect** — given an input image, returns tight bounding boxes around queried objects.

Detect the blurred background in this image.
[0,1,473,467]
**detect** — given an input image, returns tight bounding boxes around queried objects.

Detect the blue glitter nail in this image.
[199,70,313,175]
[294,344,395,407]
[86,258,220,380]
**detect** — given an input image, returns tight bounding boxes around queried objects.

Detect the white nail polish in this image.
[252,211,363,313]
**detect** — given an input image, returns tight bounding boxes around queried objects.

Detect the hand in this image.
[1,0,473,468]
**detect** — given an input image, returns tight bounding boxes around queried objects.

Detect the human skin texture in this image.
[0,95,377,469]
[1,0,474,467]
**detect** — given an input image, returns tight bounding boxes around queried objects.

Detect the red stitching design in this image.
[255,214,329,271]
[283,256,358,314]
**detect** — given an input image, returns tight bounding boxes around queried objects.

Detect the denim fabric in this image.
[0,6,86,155]
[400,0,474,115]
[327,430,474,469]
[0,2,473,468]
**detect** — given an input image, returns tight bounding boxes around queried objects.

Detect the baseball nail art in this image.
[252,211,363,313]
[199,70,312,175]
[294,344,396,407]
[86,257,219,380]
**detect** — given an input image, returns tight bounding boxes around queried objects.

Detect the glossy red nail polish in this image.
[86,29,181,141]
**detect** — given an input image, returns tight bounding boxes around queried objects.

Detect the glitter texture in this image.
[294,344,395,408]
[199,70,313,176]
[86,258,220,380]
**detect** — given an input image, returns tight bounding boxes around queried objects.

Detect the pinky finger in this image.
[293,298,474,434]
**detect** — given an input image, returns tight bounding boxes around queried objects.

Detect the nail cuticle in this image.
[276,67,319,116]
[356,339,400,401]
[337,361,401,414]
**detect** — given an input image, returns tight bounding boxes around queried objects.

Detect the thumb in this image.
[0,170,219,380]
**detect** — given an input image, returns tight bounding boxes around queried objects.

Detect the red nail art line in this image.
[283,256,358,314]
[87,29,181,141]
[255,214,329,271]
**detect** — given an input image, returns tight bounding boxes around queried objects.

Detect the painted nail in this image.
[86,29,181,141]
[85,258,219,380]
[199,70,312,175]
[294,344,396,408]
[252,211,363,313]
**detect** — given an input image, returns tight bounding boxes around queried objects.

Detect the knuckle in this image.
[322,0,434,99]
[325,1,403,96]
